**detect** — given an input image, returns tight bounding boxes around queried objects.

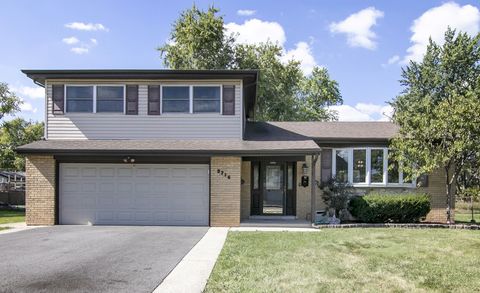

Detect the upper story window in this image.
[162,86,190,113]
[193,86,221,113]
[161,85,222,114]
[332,147,415,187]
[65,85,125,113]
[96,86,124,113]
[66,86,93,113]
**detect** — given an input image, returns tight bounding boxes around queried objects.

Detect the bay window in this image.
[370,149,384,183]
[353,149,367,183]
[335,149,349,183]
[332,147,415,187]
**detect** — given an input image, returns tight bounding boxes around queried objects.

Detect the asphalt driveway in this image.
[0,225,209,293]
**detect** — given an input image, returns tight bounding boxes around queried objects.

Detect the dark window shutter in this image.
[52,84,64,115]
[321,149,332,183]
[148,85,160,115]
[418,174,429,187]
[222,85,235,115]
[125,85,138,115]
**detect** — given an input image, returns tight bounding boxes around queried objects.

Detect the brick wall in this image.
[420,168,454,223]
[296,156,324,221]
[25,155,56,225]
[210,156,241,226]
[240,161,251,220]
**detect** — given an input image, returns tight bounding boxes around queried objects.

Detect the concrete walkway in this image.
[153,227,228,293]
[231,226,320,232]
[0,222,40,235]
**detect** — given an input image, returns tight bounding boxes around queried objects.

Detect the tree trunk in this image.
[445,166,456,224]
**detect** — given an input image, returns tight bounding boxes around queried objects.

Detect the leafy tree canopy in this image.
[390,28,480,223]
[158,5,342,121]
[0,118,44,171]
[0,82,21,121]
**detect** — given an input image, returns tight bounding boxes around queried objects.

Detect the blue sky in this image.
[1,0,479,122]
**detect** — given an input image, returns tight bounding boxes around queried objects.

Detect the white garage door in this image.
[59,163,209,226]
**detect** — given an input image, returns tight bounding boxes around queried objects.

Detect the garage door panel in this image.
[60,164,209,226]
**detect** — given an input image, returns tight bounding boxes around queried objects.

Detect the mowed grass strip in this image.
[205,229,480,293]
[0,209,25,224]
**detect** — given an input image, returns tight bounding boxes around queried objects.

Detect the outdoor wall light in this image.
[302,163,309,176]
[301,163,309,187]
[123,156,135,163]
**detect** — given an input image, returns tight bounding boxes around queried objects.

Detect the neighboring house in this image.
[17,69,449,226]
[0,171,26,191]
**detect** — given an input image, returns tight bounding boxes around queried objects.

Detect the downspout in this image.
[311,153,320,223]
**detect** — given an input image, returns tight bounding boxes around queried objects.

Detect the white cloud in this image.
[329,7,384,50]
[237,9,256,16]
[225,19,317,74]
[381,54,400,67]
[281,42,317,74]
[387,55,400,65]
[65,22,109,32]
[71,47,89,54]
[329,103,392,121]
[62,36,79,45]
[19,101,38,113]
[90,38,98,45]
[225,19,286,45]
[12,86,44,100]
[403,2,480,63]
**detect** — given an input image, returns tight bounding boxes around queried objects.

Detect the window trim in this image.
[332,147,416,188]
[64,84,126,114]
[160,84,223,115]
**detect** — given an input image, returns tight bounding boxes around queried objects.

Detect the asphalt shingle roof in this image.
[17,139,320,155]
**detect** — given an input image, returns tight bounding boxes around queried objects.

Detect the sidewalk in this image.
[153,227,228,293]
[0,222,40,235]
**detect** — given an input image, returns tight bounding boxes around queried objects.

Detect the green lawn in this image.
[455,212,480,223]
[0,209,25,224]
[455,201,480,223]
[206,229,480,293]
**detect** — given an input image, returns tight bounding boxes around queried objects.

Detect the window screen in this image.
[96,86,124,113]
[66,86,93,113]
[193,86,220,113]
[162,86,190,113]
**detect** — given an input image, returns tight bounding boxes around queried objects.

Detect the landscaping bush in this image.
[349,193,431,223]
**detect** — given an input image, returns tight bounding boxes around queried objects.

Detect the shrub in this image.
[349,193,431,223]
[319,177,354,221]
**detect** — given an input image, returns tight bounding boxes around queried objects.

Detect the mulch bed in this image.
[314,223,480,230]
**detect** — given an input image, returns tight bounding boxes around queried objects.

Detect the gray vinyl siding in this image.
[45,80,242,140]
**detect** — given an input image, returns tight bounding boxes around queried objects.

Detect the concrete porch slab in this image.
[240,218,312,228]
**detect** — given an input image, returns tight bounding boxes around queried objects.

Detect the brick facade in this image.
[210,156,242,226]
[297,156,325,221]
[25,155,56,226]
[421,168,453,223]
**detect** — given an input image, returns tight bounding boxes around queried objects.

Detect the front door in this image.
[251,161,296,216]
[264,163,284,215]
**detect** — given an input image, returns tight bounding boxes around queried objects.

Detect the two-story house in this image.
[18,69,450,227]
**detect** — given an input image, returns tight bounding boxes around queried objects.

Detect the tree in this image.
[0,118,44,171]
[158,5,235,70]
[299,67,342,121]
[158,5,342,121]
[390,28,480,223]
[0,82,21,121]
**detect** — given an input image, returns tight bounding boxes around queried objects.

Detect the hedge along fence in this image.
[349,193,431,223]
